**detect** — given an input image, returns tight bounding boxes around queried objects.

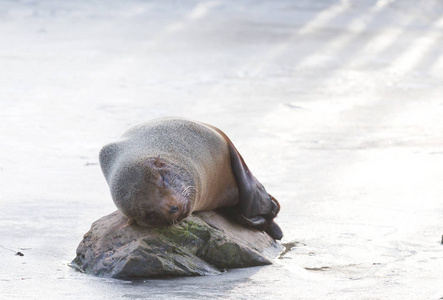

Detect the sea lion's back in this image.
[122,118,226,161]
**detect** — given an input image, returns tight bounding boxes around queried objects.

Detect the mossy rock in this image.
[71,210,282,279]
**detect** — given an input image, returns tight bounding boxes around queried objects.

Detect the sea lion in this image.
[99,117,283,240]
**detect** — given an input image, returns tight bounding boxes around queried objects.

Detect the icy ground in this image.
[1,1,442,299]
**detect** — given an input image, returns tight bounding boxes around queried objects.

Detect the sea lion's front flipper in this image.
[210,126,283,240]
[228,143,283,240]
[264,220,283,240]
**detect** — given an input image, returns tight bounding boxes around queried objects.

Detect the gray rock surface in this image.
[71,210,282,279]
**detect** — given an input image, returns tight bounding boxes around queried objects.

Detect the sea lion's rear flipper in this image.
[210,126,283,240]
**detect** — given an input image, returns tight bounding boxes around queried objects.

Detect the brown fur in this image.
[99,117,283,239]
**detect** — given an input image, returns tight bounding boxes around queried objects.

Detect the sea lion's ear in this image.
[99,142,121,182]
[154,155,166,168]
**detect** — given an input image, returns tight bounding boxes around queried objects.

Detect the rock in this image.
[70,210,282,279]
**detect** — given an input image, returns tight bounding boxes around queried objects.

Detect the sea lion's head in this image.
[108,156,195,227]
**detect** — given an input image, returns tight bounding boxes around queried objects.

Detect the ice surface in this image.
[1,1,442,299]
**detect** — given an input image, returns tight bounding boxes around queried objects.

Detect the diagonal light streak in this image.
[239,0,352,77]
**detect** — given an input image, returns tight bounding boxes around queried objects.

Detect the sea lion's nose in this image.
[170,206,179,214]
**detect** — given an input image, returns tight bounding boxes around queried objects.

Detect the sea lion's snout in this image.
[131,210,164,228]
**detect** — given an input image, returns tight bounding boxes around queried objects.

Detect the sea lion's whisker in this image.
[181,185,196,197]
